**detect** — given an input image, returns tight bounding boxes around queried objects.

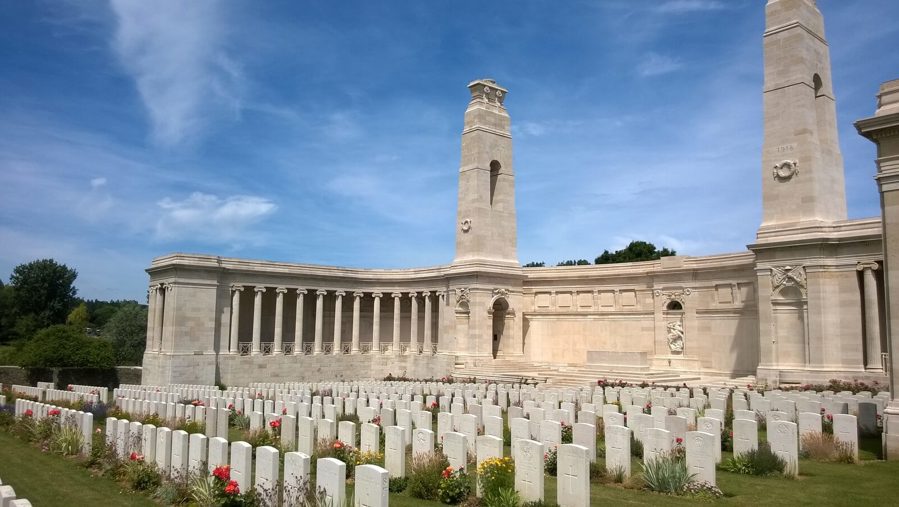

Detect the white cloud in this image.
[109,0,242,146]
[154,192,277,243]
[655,0,726,14]
[90,177,107,188]
[637,52,683,77]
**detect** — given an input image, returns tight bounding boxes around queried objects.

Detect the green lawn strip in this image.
[0,431,157,507]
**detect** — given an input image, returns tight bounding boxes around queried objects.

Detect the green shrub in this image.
[477,456,514,498]
[124,459,162,491]
[16,325,115,368]
[641,453,694,494]
[544,446,557,476]
[630,435,643,458]
[483,487,520,507]
[437,467,471,504]
[722,443,786,476]
[408,452,450,501]
[388,476,409,493]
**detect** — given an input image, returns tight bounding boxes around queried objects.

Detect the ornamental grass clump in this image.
[437,466,472,504]
[800,432,856,463]
[722,443,786,476]
[640,452,694,495]
[408,452,450,501]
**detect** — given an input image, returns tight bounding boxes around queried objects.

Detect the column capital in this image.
[408,291,418,299]
[254,286,267,293]
[372,292,383,298]
[421,291,431,297]
[353,291,364,298]
[316,289,328,296]
[230,284,244,292]
[857,261,880,272]
[391,292,403,299]
[335,290,346,297]
[296,288,307,295]
[276,287,288,294]
[436,290,446,298]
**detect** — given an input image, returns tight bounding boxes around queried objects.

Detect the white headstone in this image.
[385,426,406,478]
[230,441,254,493]
[604,424,631,478]
[170,430,190,479]
[361,423,380,454]
[686,431,716,486]
[514,439,545,503]
[412,428,435,457]
[255,446,280,500]
[732,418,758,457]
[188,433,208,474]
[316,457,347,507]
[768,420,799,477]
[556,444,590,507]
[207,437,229,473]
[354,464,389,507]
[832,414,859,462]
[697,417,722,463]
[155,427,172,476]
[443,432,468,471]
[573,423,596,462]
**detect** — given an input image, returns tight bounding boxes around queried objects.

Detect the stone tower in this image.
[759,0,846,232]
[453,79,518,266]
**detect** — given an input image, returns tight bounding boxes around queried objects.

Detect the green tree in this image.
[102,302,148,365]
[66,302,90,329]
[557,259,590,266]
[0,281,18,343]
[523,261,546,268]
[595,241,676,265]
[17,325,115,369]
[9,259,78,329]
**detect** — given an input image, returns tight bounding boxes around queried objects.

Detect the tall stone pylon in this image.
[453,79,518,266]
[758,0,846,234]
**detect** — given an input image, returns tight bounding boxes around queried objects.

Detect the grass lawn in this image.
[0,431,157,507]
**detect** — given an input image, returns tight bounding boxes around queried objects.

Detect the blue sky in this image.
[1,0,897,302]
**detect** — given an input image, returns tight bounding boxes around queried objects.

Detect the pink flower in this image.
[24,409,33,417]
[48,409,61,417]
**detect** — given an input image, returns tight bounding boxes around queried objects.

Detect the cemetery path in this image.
[0,431,157,507]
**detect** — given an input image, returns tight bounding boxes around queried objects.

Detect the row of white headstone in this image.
[14,399,94,455]
[0,476,34,507]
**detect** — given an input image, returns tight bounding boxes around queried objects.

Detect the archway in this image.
[491,298,509,359]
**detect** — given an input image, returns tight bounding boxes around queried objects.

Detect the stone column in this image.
[372,292,382,353]
[333,291,345,354]
[274,287,287,355]
[229,285,243,354]
[351,292,362,353]
[294,289,306,354]
[423,291,432,355]
[858,262,883,370]
[314,290,326,355]
[392,292,402,354]
[856,78,899,459]
[252,286,266,355]
[153,284,165,352]
[436,291,446,353]
[409,292,419,354]
[145,287,155,352]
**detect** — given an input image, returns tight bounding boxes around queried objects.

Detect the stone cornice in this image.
[763,20,827,46]
[752,217,882,249]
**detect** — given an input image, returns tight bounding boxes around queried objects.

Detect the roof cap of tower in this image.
[468,78,507,105]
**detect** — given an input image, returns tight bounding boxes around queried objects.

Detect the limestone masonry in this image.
[143,0,893,404]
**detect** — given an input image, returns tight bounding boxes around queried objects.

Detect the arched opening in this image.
[772,285,808,366]
[491,297,508,359]
[489,160,501,206]
[666,300,683,311]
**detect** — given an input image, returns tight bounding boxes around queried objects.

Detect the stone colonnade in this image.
[857,262,884,371]
[227,286,446,357]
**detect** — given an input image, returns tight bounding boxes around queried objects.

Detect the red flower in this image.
[67,385,74,391]
[826,414,833,422]
[212,465,231,481]
[282,408,287,415]
[676,437,683,445]
[371,416,381,426]
[430,402,439,409]
[333,440,344,449]
[48,409,61,416]
[224,480,240,495]
[228,403,235,410]
[442,466,453,479]
[130,452,144,461]
[24,409,33,417]
[270,418,282,430]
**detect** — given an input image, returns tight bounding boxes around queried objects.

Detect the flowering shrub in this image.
[269,418,282,433]
[560,422,573,444]
[130,451,144,461]
[48,408,61,417]
[190,465,254,506]
[408,452,449,501]
[330,440,358,466]
[477,456,514,499]
[670,437,686,460]
[355,450,384,467]
[371,415,382,427]
[544,447,558,476]
[683,481,724,499]
[437,466,471,504]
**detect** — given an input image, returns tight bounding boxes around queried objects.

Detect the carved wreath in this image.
[771,265,806,293]
[460,218,472,233]
[773,160,799,182]
[455,288,470,305]
[654,288,692,306]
